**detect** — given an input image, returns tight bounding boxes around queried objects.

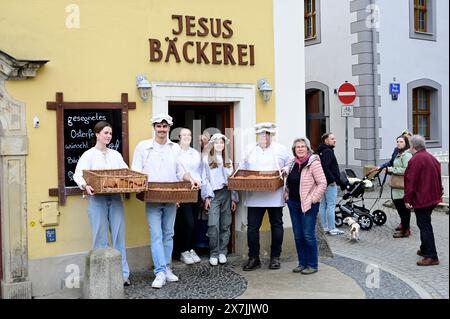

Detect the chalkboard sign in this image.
[47,92,136,205]
[63,109,123,187]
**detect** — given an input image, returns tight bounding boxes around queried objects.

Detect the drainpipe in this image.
[371,0,380,165]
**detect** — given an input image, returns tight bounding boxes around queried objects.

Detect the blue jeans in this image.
[287,199,319,269]
[146,203,177,274]
[88,194,130,280]
[319,184,337,230]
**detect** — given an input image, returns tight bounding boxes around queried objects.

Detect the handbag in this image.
[389,174,404,189]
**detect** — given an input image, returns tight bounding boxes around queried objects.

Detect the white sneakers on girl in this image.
[209,257,218,266]
[180,251,195,265]
[189,249,201,263]
[218,254,227,264]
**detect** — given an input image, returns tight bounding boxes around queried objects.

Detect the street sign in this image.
[46,228,56,243]
[390,83,400,101]
[338,82,357,104]
[341,105,354,117]
[389,83,400,94]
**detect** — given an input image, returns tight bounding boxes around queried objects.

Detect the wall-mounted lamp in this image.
[136,74,152,101]
[257,78,272,103]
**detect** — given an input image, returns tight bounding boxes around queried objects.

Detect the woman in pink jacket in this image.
[284,137,327,274]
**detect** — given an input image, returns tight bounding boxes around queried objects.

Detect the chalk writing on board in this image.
[63,109,122,187]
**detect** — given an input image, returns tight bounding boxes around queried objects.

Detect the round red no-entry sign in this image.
[338,82,356,104]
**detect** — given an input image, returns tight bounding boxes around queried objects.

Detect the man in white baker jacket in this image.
[240,122,292,271]
[131,113,198,289]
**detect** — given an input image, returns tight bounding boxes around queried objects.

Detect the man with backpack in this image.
[316,132,344,235]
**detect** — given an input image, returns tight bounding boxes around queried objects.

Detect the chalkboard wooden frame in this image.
[47,92,136,205]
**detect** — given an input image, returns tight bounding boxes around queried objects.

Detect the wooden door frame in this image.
[306,89,327,151]
[168,101,236,252]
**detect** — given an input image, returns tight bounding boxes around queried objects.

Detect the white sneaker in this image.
[209,257,218,266]
[151,272,166,289]
[323,227,330,234]
[218,254,227,264]
[165,267,179,282]
[180,251,195,265]
[189,249,201,263]
[329,228,345,235]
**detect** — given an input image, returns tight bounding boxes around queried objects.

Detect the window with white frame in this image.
[408,80,442,148]
[414,0,428,32]
[409,0,436,41]
[413,88,431,139]
[304,0,321,46]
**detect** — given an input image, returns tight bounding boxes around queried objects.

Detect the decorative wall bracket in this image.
[0,50,48,80]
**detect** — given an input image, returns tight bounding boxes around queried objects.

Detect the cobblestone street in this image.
[325,188,449,299]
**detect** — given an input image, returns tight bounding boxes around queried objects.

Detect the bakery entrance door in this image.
[168,101,235,261]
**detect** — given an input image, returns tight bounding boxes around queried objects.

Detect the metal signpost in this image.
[341,105,354,167]
[338,82,356,168]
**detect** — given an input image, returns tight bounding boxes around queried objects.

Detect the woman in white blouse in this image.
[202,133,238,266]
[73,121,130,286]
[175,128,203,265]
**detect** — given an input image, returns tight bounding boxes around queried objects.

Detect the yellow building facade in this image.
[0,0,305,298]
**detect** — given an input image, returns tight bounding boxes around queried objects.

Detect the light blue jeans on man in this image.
[88,194,130,280]
[319,184,338,231]
[146,203,177,274]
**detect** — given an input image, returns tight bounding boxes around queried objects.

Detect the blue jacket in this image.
[380,147,398,169]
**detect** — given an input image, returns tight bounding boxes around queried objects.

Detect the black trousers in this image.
[247,207,284,258]
[393,198,411,230]
[174,195,202,254]
[415,206,438,260]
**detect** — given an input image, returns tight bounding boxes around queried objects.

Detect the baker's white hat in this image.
[255,122,276,134]
[151,113,173,126]
[209,133,230,145]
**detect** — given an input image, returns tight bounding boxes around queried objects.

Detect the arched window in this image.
[408,79,442,148]
[413,87,431,139]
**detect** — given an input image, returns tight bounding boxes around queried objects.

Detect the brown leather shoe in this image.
[417,249,425,257]
[243,257,261,271]
[395,223,403,231]
[393,229,411,238]
[416,258,439,266]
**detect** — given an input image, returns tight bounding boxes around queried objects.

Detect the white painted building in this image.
[304,0,449,170]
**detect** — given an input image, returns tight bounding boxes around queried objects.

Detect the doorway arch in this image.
[305,81,330,151]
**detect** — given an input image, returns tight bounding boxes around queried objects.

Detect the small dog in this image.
[343,217,360,242]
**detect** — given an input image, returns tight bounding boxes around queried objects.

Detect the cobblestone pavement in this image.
[326,187,449,299]
[125,260,247,299]
[124,185,448,300]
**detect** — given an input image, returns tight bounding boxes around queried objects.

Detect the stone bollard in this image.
[83,247,124,299]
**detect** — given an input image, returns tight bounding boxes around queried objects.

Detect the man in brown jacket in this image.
[404,135,443,266]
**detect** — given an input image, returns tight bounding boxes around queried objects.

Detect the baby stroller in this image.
[335,168,387,230]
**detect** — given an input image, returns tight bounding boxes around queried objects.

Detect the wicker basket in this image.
[83,169,148,194]
[228,170,284,192]
[136,181,198,203]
